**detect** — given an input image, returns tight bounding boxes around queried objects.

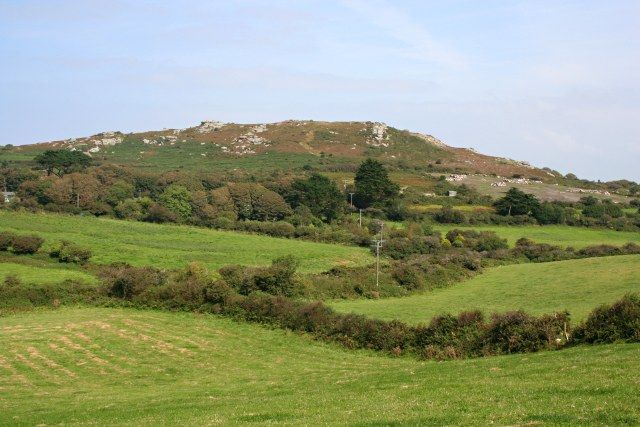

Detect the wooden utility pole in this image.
[372,222,385,287]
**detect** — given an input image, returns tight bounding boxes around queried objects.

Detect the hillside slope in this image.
[5,120,557,180]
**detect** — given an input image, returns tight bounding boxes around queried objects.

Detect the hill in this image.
[1,307,638,425]
[4,119,634,203]
[3,119,557,178]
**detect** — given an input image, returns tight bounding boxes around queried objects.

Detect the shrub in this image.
[50,240,92,264]
[203,280,234,305]
[220,256,303,297]
[433,207,466,224]
[573,294,640,344]
[144,203,178,223]
[391,263,423,290]
[512,238,574,262]
[253,256,301,297]
[533,202,566,224]
[11,235,44,254]
[622,242,640,254]
[483,311,567,354]
[577,244,622,258]
[0,231,16,251]
[104,265,166,299]
[414,311,485,358]
[445,229,507,252]
[384,235,441,259]
[3,274,21,287]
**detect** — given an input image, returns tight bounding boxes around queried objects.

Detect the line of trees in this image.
[3,151,407,228]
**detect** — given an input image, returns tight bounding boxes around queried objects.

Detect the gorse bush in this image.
[0,230,46,254]
[482,311,568,354]
[10,235,44,254]
[3,274,22,287]
[444,229,508,252]
[512,238,575,263]
[49,240,92,264]
[219,256,303,297]
[573,294,640,344]
[103,264,167,299]
[433,206,466,224]
[0,231,16,251]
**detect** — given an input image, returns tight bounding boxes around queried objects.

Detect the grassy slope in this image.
[0,211,372,273]
[432,223,640,248]
[332,255,640,324]
[0,262,97,285]
[0,307,638,425]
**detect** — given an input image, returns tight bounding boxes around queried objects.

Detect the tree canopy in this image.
[34,150,92,177]
[353,159,399,209]
[286,173,345,221]
[494,187,540,216]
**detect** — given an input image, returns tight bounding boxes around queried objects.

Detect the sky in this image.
[1,0,638,181]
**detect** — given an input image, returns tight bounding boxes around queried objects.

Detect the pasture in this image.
[332,255,640,324]
[0,307,638,425]
[0,261,98,286]
[431,223,640,248]
[0,211,373,273]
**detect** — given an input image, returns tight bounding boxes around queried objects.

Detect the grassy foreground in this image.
[0,307,638,425]
[0,211,373,273]
[332,255,640,324]
[432,224,640,248]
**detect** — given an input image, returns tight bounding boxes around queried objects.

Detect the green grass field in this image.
[432,224,640,248]
[332,255,640,324]
[0,211,373,273]
[0,262,98,285]
[0,307,638,425]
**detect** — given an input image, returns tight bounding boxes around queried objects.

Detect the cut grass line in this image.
[0,307,638,425]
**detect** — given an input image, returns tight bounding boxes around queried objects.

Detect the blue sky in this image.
[1,0,638,180]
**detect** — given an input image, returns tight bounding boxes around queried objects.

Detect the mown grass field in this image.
[332,255,640,324]
[0,307,638,425]
[432,223,640,248]
[0,211,373,273]
[0,261,98,285]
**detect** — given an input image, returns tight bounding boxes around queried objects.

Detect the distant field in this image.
[409,204,495,213]
[0,262,98,285]
[432,224,640,248]
[458,174,631,203]
[332,255,640,324]
[0,307,638,425]
[0,211,373,273]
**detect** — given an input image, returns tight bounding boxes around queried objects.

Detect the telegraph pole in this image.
[348,192,355,209]
[359,209,363,227]
[372,221,385,288]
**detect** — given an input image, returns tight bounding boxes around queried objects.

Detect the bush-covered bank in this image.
[573,294,640,344]
[0,279,103,314]
[3,259,639,359]
[3,222,639,301]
